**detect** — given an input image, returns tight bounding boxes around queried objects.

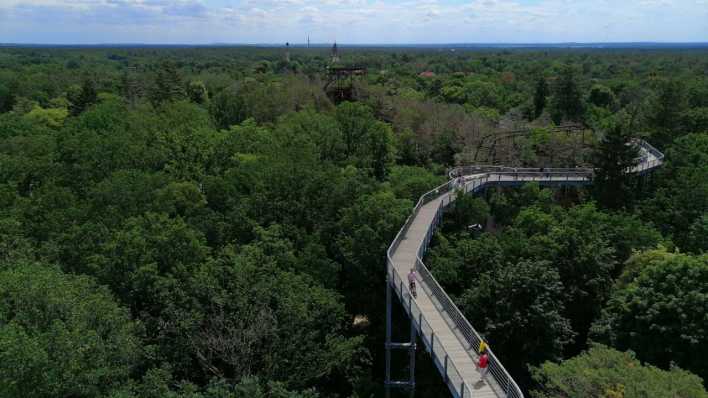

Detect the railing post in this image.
[444,355,449,383]
[385,278,392,390]
[409,312,416,392]
[460,382,466,398]
[506,374,511,398]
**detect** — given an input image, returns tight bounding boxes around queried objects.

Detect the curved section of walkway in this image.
[386,140,664,398]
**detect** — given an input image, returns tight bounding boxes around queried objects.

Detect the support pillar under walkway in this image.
[385,278,416,398]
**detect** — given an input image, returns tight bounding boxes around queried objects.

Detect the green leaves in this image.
[592,118,640,210]
[428,188,665,385]
[550,64,585,123]
[531,345,707,398]
[641,133,708,253]
[459,259,574,368]
[0,262,141,398]
[591,249,708,381]
[337,190,412,315]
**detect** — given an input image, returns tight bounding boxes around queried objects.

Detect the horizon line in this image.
[2,41,708,48]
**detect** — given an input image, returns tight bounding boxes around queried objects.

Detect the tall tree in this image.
[648,79,688,148]
[588,84,617,109]
[0,81,16,113]
[68,78,98,116]
[592,120,639,209]
[533,76,549,118]
[150,61,186,105]
[187,80,209,104]
[551,65,584,123]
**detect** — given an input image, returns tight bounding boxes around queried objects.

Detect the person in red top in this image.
[478,352,489,382]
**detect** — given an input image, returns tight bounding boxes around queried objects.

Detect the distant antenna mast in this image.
[307,35,310,48]
[331,41,340,64]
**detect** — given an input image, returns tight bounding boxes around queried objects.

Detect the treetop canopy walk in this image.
[385,140,664,398]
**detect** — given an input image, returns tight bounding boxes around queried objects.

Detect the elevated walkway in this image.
[385,141,664,398]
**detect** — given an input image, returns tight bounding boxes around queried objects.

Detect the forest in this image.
[0,46,707,398]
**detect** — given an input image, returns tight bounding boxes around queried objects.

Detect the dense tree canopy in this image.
[591,249,708,381]
[0,262,140,398]
[531,345,707,398]
[0,45,706,397]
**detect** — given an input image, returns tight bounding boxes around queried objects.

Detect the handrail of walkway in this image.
[449,139,664,179]
[387,139,663,398]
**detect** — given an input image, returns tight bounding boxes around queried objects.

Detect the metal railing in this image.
[388,266,475,398]
[386,176,523,398]
[449,139,664,179]
[416,179,524,398]
[386,140,664,398]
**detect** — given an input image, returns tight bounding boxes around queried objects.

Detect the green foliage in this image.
[648,79,688,148]
[0,81,16,113]
[387,165,445,201]
[210,77,331,129]
[458,260,574,368]
[588,84,617,109]
[114,372,320,398]
[688,214,708,253]
[447,191,490,230]
[67,79,98,116]
[1,46,707,397]
[592,118,639,209]
[167,243,363,387]
[187,80,209,104]
[151,61,186,105]
[337,190,412,314]
[550,64,584,123]
[641,133,708,252]
[531,344,707,398]
[89,212,209,312]
[591,249,708,381]
[0,262,141,398]
[681,107,708,133]
[533,76,548,118]
[335,102,396,179]
[24,105,69,128]
[429,185,664,384]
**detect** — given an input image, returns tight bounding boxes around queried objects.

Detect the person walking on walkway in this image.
[478,351,489,382]
[478,340,488,355]
[407,268,417,298]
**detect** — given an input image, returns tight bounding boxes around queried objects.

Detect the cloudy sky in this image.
[0,0,707,44]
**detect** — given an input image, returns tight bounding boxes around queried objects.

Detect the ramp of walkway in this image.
[386,140,664,398]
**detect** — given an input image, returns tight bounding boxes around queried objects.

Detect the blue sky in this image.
[0,0,707,44]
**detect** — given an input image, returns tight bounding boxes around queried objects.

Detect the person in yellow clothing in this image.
[478,340,488,354]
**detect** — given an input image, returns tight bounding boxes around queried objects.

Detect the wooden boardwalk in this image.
[386,142,663,398]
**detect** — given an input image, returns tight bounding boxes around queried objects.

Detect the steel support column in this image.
[385,274,417,397]
[385,278,392,398]
[409,314,416,398]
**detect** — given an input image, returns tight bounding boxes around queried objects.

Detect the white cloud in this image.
[0,0,705,43]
